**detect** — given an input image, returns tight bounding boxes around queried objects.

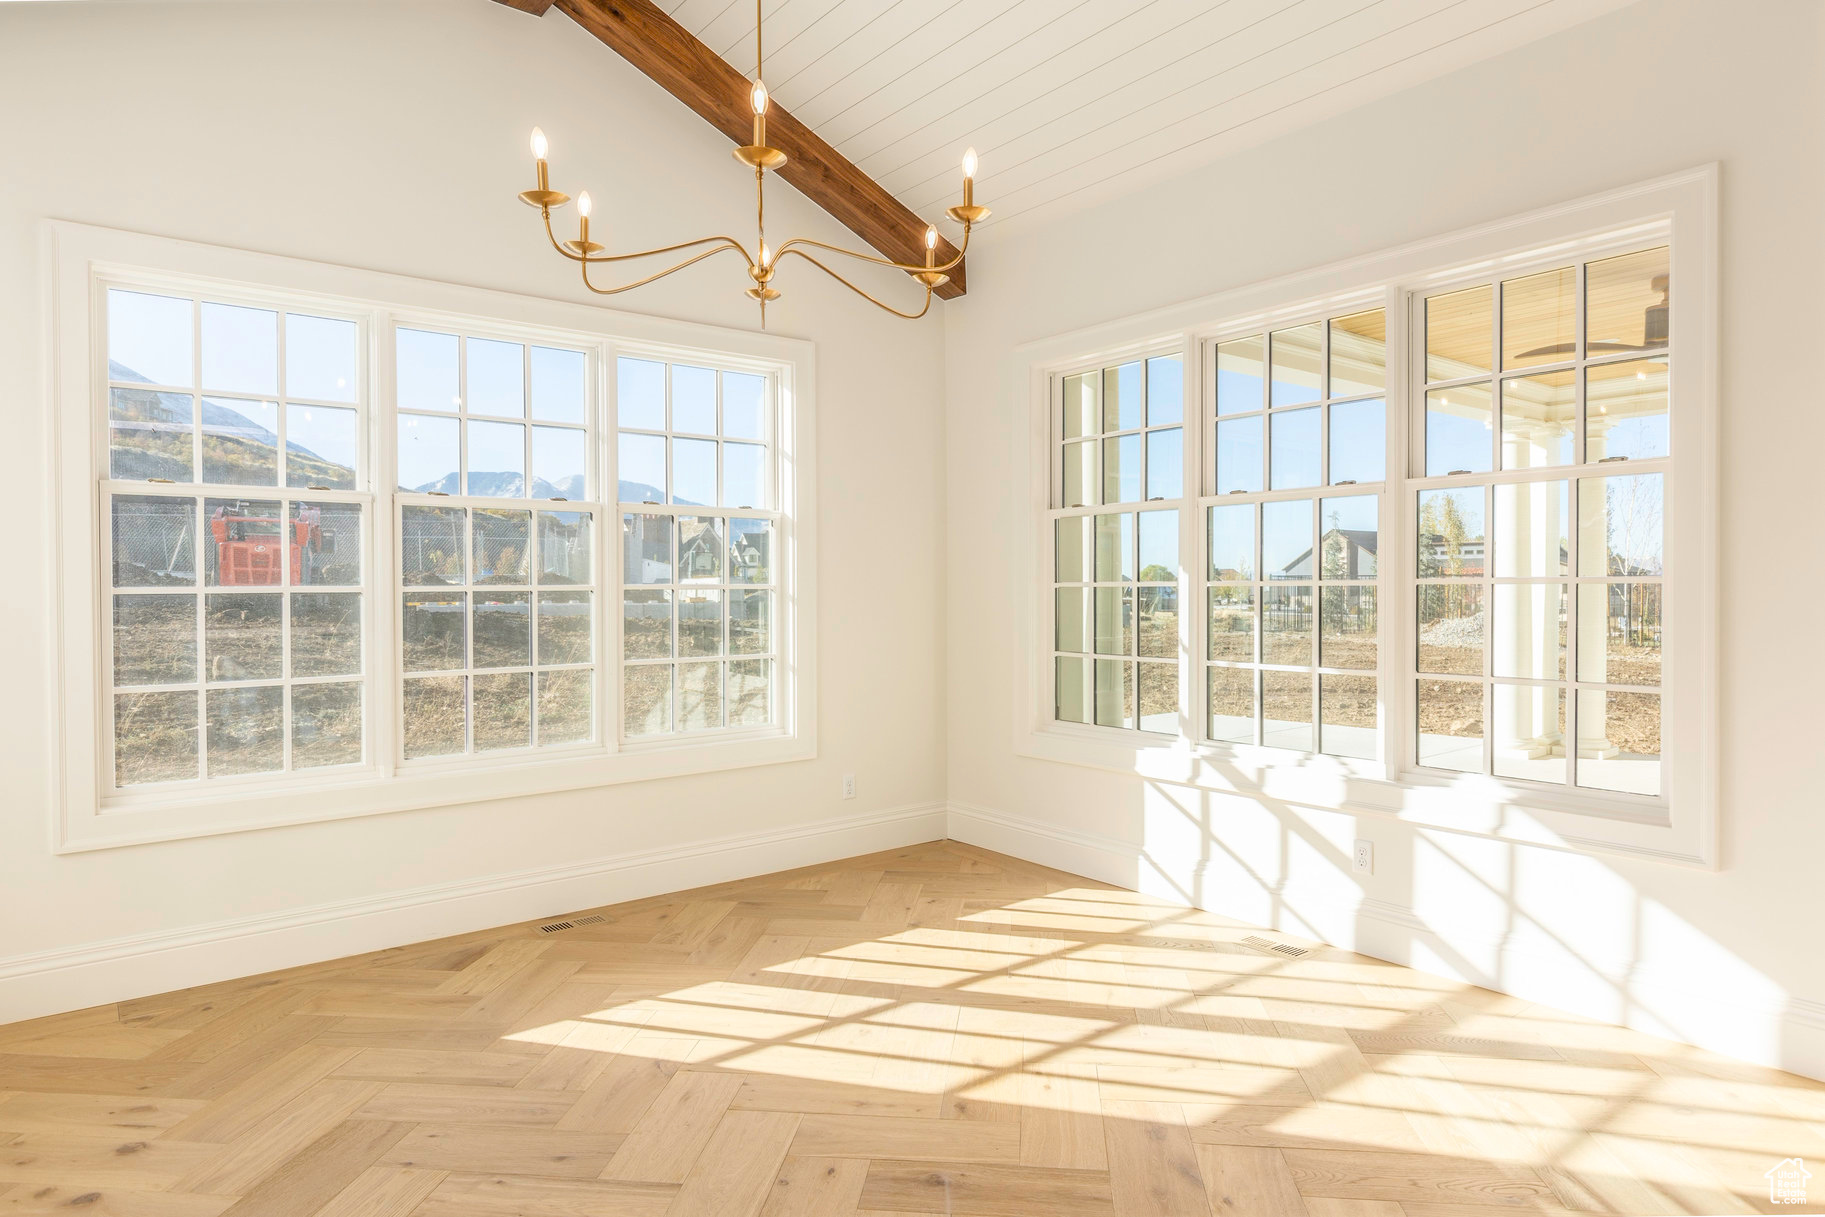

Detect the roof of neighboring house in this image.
[1279,528,1382,575]
[1328,528,1379,554]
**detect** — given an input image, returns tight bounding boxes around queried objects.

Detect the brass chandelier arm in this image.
[579,242,748,295]
[776,248,934,320]
[540,209,753,267]
[773,223,971,275]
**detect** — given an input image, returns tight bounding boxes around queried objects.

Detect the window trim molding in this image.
[45,221,818,853]
[1012,166,1718,868]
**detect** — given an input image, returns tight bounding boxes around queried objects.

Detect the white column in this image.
[1576,419,1618,759]
[1495,421,1562,761]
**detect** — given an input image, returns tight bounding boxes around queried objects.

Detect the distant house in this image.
[623,514,673,583]
[1277,528,1381,580]
[729,528,769,583]
[679,525,722,581]
[621,516,771,586]
[1418,531,1484,577]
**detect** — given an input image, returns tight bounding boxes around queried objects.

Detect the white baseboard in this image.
[946,800,1825,1084]
[0,802,947,1026]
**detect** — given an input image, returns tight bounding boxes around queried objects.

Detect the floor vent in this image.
[1241,934,1309,957]
[539,914,605,934]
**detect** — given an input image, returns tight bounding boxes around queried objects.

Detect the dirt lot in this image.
[624,660,771,736]
[112,594,365,783]
[401,670,596,756]
[1588,684,1659,756]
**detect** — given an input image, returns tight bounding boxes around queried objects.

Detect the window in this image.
[395,328,589,499]
[398,505,597,757]
[1021,170,1713,863]
[1207,495,1380,756]
[1414,247,1669,796]
[1051,356,1183,733]
[617,357,778,739]
[53,223,814,849]
[1043,260,1670,787]
[1204,310,1387,756]
[393,323,599,760]
[105,288,369,787]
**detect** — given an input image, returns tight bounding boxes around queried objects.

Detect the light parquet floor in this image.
[2,840,1823,1216]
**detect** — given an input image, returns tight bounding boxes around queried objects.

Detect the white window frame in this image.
[1197,306,1392,759]
[1013,167,1718,867]
[613,353,783,743]
[386,310,608,767]
[96,284,377,796]
[1047,350,1192,738]
[47,222,817,852]
[393,500,605,762]
[1398,239,1675,803]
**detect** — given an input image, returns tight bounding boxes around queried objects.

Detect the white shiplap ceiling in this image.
[663,0,1635,229]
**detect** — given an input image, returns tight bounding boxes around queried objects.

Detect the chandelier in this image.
[517,0,988,325]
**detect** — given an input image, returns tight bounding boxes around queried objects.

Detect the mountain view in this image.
[109,360,355,489]
[407,471,589,500]
[114,362,686,505]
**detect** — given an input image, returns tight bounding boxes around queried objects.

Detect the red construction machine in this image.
[209,503,322,586]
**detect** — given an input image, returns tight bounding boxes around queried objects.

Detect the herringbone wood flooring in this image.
[2,841,1822,1216]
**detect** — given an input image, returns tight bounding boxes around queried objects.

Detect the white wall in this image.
[944,0,1825,1079]
[0,1,947,1015]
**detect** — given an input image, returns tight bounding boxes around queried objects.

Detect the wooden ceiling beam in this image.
[496,0,964,298]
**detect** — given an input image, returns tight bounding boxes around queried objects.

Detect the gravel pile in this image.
[1420,615,1485,648]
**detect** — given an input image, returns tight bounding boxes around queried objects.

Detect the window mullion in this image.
[1180,333,1200,743]
[615,355,779,742]
[602,341,620,756]
[1381,283,1410,776]
[1566,260,1588,787]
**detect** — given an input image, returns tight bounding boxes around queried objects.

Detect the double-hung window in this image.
[616,356,778,739]
[104,288,370,787]
[1050,355,1185,733]
[53,224,813,850]
[1025,170,1715,863]
[392,324,600,759]
[1204,311,1387,757]
[1413,247,1670,796]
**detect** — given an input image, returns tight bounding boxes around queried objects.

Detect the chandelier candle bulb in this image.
[561,189,604,257]
[531,125,550,192]
[947,147,989,227]
[925,225,937,268]
[518,126,569,211]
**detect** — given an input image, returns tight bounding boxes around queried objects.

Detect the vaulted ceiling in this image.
[661,0,1635,229]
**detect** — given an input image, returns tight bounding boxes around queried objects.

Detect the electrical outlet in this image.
[842,774,856,799]
[1353,839,1373,875]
